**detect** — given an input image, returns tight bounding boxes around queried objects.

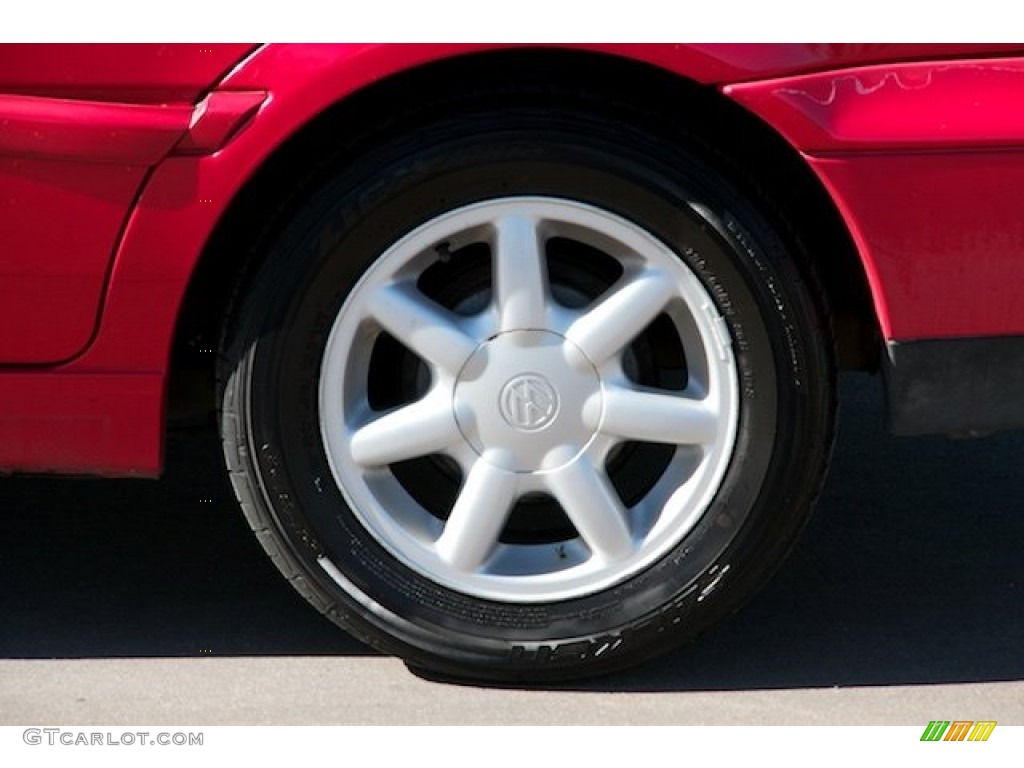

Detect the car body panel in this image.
[0,95,193,164]
[726,57,1024,340]
[807,151,1024,340]
[0,44,256,365]
[0,371,160,475]
[654,42,1024,83]
[0,44,257,103]
[2,43,1024,475]
[0,158,147,362]
[724,57,1024,151]
[223,43,1024,91]
[66,43,1024,372]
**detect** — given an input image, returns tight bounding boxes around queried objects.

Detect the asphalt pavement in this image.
[1,372,1022,724]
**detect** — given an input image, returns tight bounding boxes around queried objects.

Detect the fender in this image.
[0,44,257,364]
[9,43,1024,475]
[726,57,1024,340]
[77,43,1024,373]
[726,57,1024,435]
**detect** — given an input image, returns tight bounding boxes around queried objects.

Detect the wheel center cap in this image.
[453,330,602,473]
[499,374,560,432]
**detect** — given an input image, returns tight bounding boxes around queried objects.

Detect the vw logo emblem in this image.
[499,374,559,432]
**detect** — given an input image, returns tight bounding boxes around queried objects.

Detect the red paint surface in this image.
[0,94,192,163]
[3,43,1024,475]
[0,44,256,103]
[0,159,147,362]
[808,152,1024,339]
[173,91,267,154]
[724,56,1024,339]
[725,57,1024,151]
[225,43,1024,90]
[0,372,162,476]
[671,43,1024,80]
[0,45,255,366]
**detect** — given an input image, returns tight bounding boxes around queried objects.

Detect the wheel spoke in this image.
[435,460,518,571]
[493,213,548,331]
[349,393,460,468]
[368,282,478,374]
[546,456,634,563]
[596,386,718,447]
[565,270,675,365]
[319,195,743,603]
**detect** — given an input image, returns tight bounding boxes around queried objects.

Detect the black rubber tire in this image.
[218,99,836,682]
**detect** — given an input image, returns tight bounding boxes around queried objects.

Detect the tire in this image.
[219,99,835,682]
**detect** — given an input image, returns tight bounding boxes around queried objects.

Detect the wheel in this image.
[219,98,835,682]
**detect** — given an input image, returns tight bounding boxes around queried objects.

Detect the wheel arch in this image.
[166,45,879,423]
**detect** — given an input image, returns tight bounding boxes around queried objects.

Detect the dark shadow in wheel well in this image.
[168,47,879,426]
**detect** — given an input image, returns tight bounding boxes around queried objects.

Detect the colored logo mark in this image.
[920,721,997,742]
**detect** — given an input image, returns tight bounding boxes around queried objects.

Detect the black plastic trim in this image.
[884,336,1024,436]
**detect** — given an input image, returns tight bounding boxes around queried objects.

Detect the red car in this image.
[2,43,1022,681]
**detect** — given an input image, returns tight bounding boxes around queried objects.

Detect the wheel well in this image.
[168,47,879,425]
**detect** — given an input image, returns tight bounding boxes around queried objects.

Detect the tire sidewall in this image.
[226,115,828,677]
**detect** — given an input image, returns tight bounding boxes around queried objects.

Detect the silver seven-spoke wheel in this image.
[319,198,739,602]
[220,97,834,681]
